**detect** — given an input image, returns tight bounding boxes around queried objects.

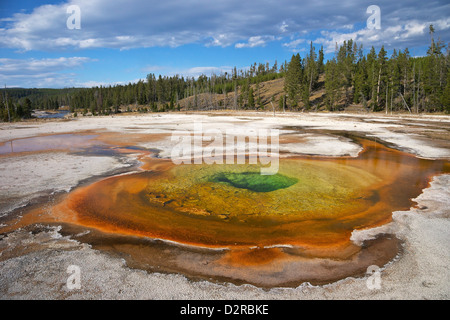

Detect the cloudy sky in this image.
[0,0,448,88]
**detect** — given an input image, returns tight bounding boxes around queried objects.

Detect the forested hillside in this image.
[1,26,448,121]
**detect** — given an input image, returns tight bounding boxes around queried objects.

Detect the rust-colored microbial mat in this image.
[20,136,450,287]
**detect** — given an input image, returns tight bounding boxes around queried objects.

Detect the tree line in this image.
[322,26,448,113]
[283,25,448,113]
[1,25,448,121]
[1,60,285,121]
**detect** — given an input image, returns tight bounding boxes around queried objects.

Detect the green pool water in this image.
[210,172,298,192]
[144,160,385,220]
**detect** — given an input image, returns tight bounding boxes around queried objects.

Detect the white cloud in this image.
[1,0,449,89]
[78,78,145,87]
[179,66,233,78]
[0,57,92,74]
[206,34,234,47]
[282,38,306,52]
[0,0,448,53]
[279,21,289,33]
[140,65,239,79]
[314,16,450,53]
[235,36,274,48]
[0,57,93,87]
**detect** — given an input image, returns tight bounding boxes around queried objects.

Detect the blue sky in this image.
[0,0,449,88]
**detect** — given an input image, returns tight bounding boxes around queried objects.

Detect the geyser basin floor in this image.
[1,113,450,296]
[18,137,448,287]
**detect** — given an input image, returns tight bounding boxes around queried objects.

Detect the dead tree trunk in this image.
[399,92,411,113]
[376,68,381,105]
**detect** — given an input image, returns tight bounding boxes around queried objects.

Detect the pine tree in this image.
[366,46,378,109]
[424,24,447,111]
[376,45,388,111]
[353,56,367,105]
[336,40,356,107]
[318,45,325,74]
[389,49,401,112]
[284,53,303,109]
[306,41,318,92]
[442,69,450,113]
[248,87,255,109]
[325,58,339,111]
